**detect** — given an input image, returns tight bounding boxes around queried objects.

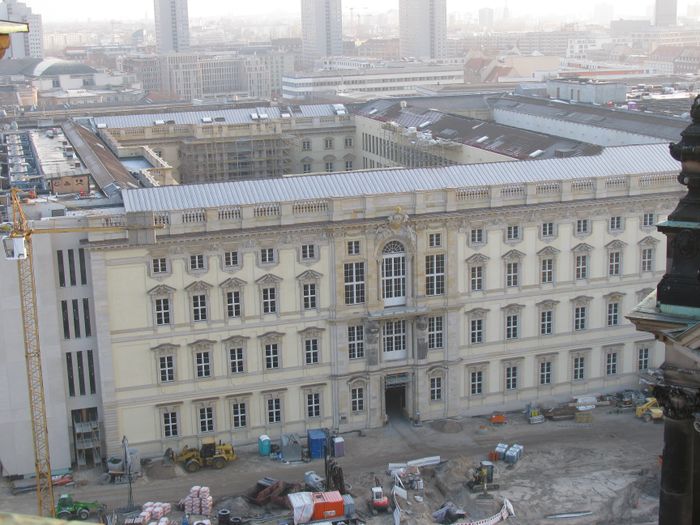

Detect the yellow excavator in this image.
[165,438,236,473]
[635,397,664,422]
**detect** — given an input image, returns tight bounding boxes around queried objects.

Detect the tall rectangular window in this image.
[227,290,241,318]
[348,325,364,359]
[61,300,70,339]
[67,249,77,286]
[425,254,445,295]
[86,349,96,394]
[606,352,618,376]
[608,251,621,276]
[641,248,654,272]
[72,299,81,338]
[192,294,207,322]
[428,316,444,349]
[307,393,320,418]
[610,216,622,231]
[57,250,66,287]
[470,266,483,291]
[265,343,279,369]
[159,355,174,382]
[82,298,91,337]
[574,306,587,331]
[262,287,277,314]
[506,262,519,287]
[267,398,281,423]
[607,302,620,326]
[76,351,86,396]
[303,283,317,309]
[305,338,319,365]
[163,411,178,437]
[573,356,585,380]
[232,402,247,428]
[540,361,552,385]
[430,377,442,401]
[505,366,518,390]
[541,258,554,283]
[229,347,244,373]
[155,298,170,325]
[470,370,483,395]
[470,319,483,344]
[638,347,649,370]
[351,387,364,411]
[506,314,519,340]
[383,320,406,353]
[199,407,214,433]
[78,248,87,285]
[66,353,75,397]
[344,262,365,304]
[195,351,211,378]
[541,310,553,335]
[575,255,588,280]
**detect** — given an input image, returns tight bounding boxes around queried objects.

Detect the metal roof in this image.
[123,143,679,213]
[93,104,346,129]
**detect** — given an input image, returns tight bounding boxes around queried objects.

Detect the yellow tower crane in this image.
[2,188,126,516]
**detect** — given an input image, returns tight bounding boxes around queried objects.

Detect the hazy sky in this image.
[25,0,686,23]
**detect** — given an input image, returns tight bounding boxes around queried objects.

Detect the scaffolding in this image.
[72,408,101,468]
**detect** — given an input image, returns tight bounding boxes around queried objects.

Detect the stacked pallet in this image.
[184,486,213,515]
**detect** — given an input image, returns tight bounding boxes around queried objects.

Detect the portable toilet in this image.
[258,434,271,456]
[307,429,327,459]
[332,436,345,458]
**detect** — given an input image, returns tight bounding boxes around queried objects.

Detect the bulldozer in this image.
[165,438,236,473]
[635,397,664,423]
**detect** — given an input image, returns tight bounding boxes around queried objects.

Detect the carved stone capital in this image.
[654,385,700,420]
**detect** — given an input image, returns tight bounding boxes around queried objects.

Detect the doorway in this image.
[385,384,406,419]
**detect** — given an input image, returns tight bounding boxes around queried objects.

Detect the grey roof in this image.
[123,143,679,213]
[0,58,96,77]
[492,95,688,141]
[93,104,346,128]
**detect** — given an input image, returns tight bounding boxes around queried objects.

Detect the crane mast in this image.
[8,188,55,516]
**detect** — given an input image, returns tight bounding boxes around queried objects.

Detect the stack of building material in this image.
[504,444,524,465]
[184,486,213,515]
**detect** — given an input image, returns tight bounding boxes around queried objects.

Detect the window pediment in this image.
[259,331,285,341]
[603,291,626,300]
[536,299,560,308]
[571,295,593,305]
[256,273,282,285]
[572,243,593,254]
[638,235,660,247]
[502,249,525,261]
[427,365,447,376]
[189,339,215,350]
[466,307,489,317]
[296,270,323,281]
[605,239,627,250]
[222,335,249,345]
[537,246,560,257]
[185,280,213,293]
[151,343,179,352]
[220,277,247,289]
[501,303,525,312]
[148,284,176,296]
[298,326,325,336]
[466,253,489,264]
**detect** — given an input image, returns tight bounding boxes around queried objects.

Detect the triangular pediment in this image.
[638,235,660,247]
[297,270,323,281]
[256,273,282,285]
[185,280,213,292]
[148,284,176,296]
[220,277,247,289]
[502,249,525,261]
[572,243,593,253]
[537,246,560,257]
[605,239,627,250]
[466,253,489,264]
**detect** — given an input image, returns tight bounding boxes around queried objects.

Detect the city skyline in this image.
[22,0,695,23]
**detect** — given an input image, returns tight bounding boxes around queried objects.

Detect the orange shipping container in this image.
[311,491,344,521]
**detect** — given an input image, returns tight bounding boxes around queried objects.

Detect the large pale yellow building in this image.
[85,143,680,457]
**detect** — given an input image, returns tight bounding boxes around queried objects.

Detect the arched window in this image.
[382,241,406,306]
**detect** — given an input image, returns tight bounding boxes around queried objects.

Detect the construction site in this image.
[0,395,663,525]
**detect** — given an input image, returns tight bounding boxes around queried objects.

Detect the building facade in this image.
[81,143,678,458]
[301,0,343,68]
[154,0,190,54]
[0,0,43,58]
[399,0,447,60]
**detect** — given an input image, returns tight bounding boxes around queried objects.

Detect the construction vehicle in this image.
[467,461,500,493]
[288,491,359,525]
[368,477,391,515]
[526,406,545,424]
[55,494,105,521]
[1,189,128,516]
[165,438,236,472]
[636,397,664,422]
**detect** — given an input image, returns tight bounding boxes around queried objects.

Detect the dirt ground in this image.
[0,408,663,525]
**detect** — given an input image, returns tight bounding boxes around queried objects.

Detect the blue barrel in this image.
[258,434,271,456]
[307,429,326,459]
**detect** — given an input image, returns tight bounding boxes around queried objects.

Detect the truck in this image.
[635,397,664,422]
[165,438,236,472]
[288,491,360,525]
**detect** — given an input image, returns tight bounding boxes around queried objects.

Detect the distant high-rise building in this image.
[154,0,190,54]
[655,0,677,26]
[0,0,43,58]
[301,0,343,67]
[399,0,447,59]
[478,8,494,29]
